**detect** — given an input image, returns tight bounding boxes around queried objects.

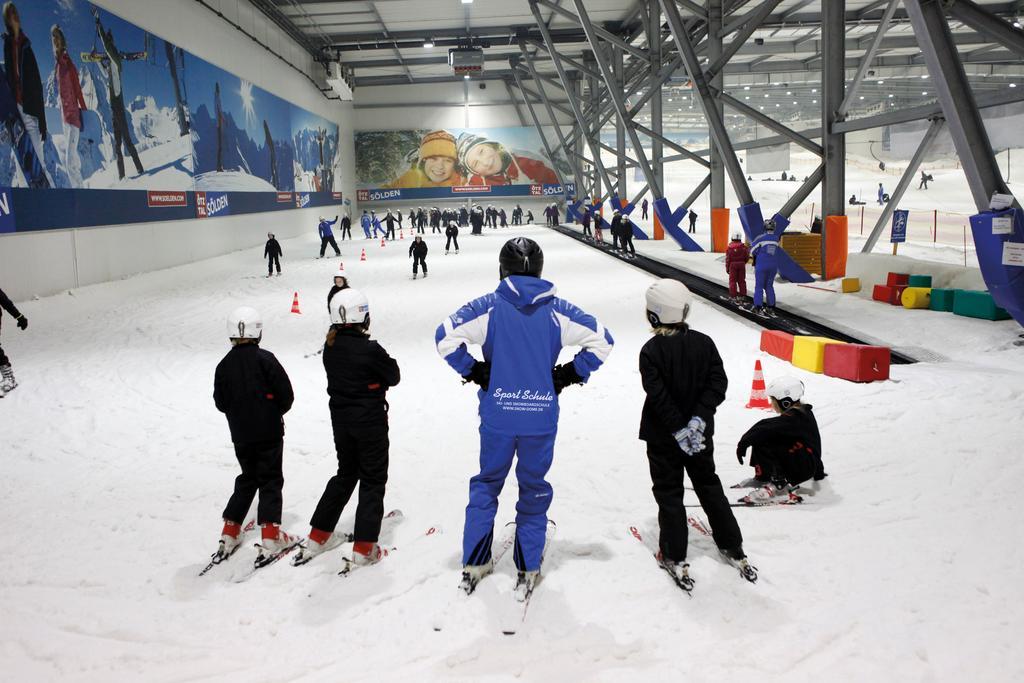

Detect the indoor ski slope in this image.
[2,224,1022,682]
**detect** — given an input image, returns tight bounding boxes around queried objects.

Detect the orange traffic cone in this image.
[360,249,367,261]
[400,229,404,240]
[380,237,386,247]
[290,292,302,315]
[745,360,770,409]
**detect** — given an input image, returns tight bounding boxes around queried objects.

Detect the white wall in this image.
[1,0,355,302]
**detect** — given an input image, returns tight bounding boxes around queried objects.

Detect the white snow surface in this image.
[3,225,1023,682]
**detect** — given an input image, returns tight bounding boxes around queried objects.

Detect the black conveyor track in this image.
[551,225,916,365]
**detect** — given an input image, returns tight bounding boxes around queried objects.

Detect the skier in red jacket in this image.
[725,233,749,304]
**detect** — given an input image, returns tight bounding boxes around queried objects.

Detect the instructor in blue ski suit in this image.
[318,215,340,258]
[360,210,372,238]
[750,219,780,314]
[435,237,613,588]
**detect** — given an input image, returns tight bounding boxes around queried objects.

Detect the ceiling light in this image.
[921,74,929,79]
[764,93,769,98]
[786,91,791,95]
[464,74,470,80]
[668,98,673,102]
[423,39,434,48]
[775,103,780,107]
[745,96,750,100]
[888,93,894,98]
[461,0,474,4]
[1011,83,1018,88]
[877,79,884,84]
[744,85,750,90]
[1014,19,1022,28]
[859,95,865,100]
[921,90,927,95]
[811,88,817,93]
[793,101,797,105]
[812,99,817,104]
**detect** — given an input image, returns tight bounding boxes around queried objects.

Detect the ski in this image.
[198,519,256,577]
[629,525,694,594]
[338,523,442,577]
[688,514,758,583]
[501,520,557,635]
[231,535,304,583]
[292,509,403,566]
[736,490,804,507]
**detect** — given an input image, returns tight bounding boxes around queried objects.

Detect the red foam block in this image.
[823,344,891,383]
[890,284,908,305]
[886,272,910,287]
[873,285,897,304]
[760,330,794,361]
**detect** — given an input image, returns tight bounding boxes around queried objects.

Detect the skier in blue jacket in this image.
[435,238,614,597]
[749,219,780,316]
[360,211,372,239]
[318,215,340,258]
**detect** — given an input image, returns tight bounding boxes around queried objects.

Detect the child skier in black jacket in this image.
[639,279,754,588]
[297,288,400,568]
[213,307,296,564]
[735,376,825,505]
[409,236,428,279]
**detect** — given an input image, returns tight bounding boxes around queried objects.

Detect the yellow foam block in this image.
[901,286,932,309]
[841,277,861,293]
[791,336,846,374]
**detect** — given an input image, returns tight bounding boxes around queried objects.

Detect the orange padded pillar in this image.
[710,208,730,253]
[824,215,849,280]
[653,210,664,240]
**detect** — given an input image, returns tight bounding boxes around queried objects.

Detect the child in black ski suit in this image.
[409,236,428,278]
[735,377,825,504]
[301,289,400,566]
[639,279,750,584]
[213,307,295,558]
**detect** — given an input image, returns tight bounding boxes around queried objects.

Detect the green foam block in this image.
[908,274,933,287]
[929,289,956,312]
[952,290,1012,321]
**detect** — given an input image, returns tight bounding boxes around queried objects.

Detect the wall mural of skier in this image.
[0,0,341,223]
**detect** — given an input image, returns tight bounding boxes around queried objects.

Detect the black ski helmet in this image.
[499,237,544,279]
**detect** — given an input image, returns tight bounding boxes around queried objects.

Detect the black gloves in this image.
[462,361,491,389]
[736,445,747,465]
[552,363,583,395]
[17,315,27,331]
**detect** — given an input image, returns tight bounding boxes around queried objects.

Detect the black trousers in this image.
[320,235,340,257]
[386,226,395,239]
[622,232,635,255]
[646,441,742,562]
[267,255,280,275]
[413,255,427,274]
[310,420,389,542]
[642,206,648,219]
[0,344,9,366]
[341,226,352,240]
[612,233,620,250]
[688,220,697,233]
[446,235,460,251]
[750,445,817,486]
[583,224,592,237]
[223,439,284,526]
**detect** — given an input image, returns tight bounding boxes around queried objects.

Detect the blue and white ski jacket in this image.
[750,232,780,270]
[318,217,337,238]
[436,276,614,436]
[360,214,371,233]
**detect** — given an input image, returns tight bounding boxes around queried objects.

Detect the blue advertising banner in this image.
[0,188,15,233]
[0,0,342,234]
[891,209,909,243]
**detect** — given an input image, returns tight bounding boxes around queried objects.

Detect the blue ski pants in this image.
[463,424,555,571]
[754,267,778,307]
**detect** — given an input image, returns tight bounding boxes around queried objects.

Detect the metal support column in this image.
[708,0,726,209]
[862,119,945,252]
[509,59,573,192]
[587,52,602,203]
[660,0,753,205]
[614,46,627,200]
[821,0,846,218]
[904,0,1018,211]
[648,0,664,205]
[570,0,664,200]
[837,0,898,120]
[945,0,1024,61]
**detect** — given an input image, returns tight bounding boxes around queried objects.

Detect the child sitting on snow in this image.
[735,376,826,505]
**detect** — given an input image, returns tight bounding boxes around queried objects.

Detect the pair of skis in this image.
[434,520,556,636]
[629,515,758,592]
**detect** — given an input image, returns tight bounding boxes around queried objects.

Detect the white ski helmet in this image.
[645,279,693,326]
[227,306,262,340]
[330,288,370,326]
[766,376,804,409]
